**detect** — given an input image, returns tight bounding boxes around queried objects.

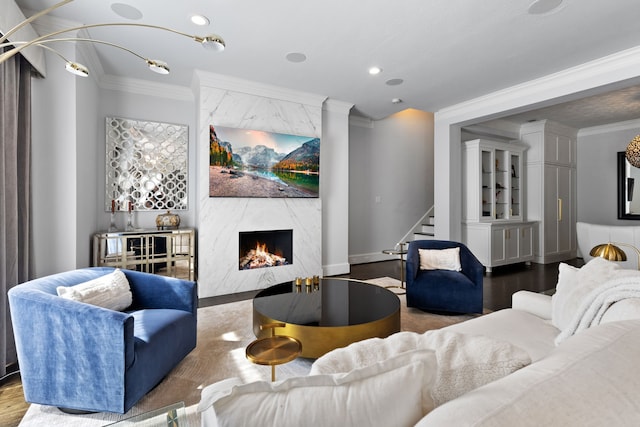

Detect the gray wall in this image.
[97,90,197,232]
[577,121,640,225]
[31,45,88,276]
[349,109,434,263]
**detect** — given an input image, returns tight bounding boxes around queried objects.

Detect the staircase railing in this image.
[395,205,434,248]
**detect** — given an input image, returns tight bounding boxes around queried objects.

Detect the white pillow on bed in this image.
[56,269,132,311]
[197,350,437,427]
[419,247,462,271]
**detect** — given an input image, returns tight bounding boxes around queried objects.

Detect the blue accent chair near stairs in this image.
[406,240,484,314]
[8,267,197,414]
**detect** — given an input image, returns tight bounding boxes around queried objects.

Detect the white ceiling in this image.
[12,0,640,124]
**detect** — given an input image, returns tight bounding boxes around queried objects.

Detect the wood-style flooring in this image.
[0,259,580,426]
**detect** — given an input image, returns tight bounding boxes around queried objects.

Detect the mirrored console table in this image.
[92,228,196,281]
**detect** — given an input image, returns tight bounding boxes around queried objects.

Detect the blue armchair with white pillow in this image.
[406,240,484,314]
[8,267,197,414]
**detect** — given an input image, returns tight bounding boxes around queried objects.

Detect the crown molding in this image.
[349,115,374,128]
[578,118,640,137]
[323,99,354,115]
[436,45,640,125]
[99,74,193,101]
[193,70,327,107]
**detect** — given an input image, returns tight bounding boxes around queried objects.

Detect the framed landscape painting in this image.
[209,125,320,198]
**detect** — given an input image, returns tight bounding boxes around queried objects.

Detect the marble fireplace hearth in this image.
[197,198,323,297]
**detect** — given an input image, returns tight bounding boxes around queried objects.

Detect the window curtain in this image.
[0,47,33,377]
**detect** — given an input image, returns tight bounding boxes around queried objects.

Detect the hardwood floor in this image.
[0,372,29,427]
[1,259,581,425]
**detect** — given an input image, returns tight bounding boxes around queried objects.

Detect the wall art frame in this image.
[105,116,188,211]
[209,125,320,198]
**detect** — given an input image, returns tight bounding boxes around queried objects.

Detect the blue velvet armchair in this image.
[8,267,197,414]
[406,240,484,314]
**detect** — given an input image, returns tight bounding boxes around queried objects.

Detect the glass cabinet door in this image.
[510,153,522,219]
[494,149,509,220]
[481,149,493,219]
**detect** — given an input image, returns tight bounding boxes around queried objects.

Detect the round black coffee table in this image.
[252,278,401,358]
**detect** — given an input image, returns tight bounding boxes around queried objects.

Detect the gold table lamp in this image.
[590,242,640,269]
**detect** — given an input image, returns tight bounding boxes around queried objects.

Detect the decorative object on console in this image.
[156,210,181,230]
[0,0,225,75]
[590,242,640,269]
[109,199,117,231]
[209,125,319,198]
[106,117,188,212]
[125,201,135,231]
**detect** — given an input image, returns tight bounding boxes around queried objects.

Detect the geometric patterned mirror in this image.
[105,117,188,211]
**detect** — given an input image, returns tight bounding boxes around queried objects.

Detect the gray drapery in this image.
[0,47,33,377]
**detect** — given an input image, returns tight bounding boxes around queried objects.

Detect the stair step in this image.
[427,216,435,225]
[413,232,435,241]
[421,224,435,233]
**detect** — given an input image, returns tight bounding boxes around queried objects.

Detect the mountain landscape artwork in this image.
[209,125,320,198]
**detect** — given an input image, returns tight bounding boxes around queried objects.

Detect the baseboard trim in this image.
[349,252,398,265]
[323,263,351,276]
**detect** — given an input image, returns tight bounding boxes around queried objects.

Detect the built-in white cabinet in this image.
[464,222,535,272]
[462,139,525,222]
[462,139,535,272]
[521,120,577,264]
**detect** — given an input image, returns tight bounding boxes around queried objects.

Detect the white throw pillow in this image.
[56,269,132,311]
[198,350,437,427]
[551,258,620,331]
[419,247,462,271]
[311,330,531,407]
[551,262,580,329]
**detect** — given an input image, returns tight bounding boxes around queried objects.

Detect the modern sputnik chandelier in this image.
[0,0,225,77]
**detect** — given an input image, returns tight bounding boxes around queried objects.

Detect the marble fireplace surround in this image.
[194,71,328,298]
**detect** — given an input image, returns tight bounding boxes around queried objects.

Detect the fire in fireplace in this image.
[239,229,293,270]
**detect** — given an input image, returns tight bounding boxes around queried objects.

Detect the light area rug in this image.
[18,277,483,427]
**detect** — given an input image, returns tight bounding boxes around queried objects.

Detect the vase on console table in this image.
[125,201,135,231]
[109,199,118,232]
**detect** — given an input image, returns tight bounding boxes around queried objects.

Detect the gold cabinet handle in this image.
[558,198,562,222]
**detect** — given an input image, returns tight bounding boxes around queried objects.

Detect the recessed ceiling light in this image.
[369,66,382,75]
[386,78,404,86]
[391,98,403,104]
[110,3,143,20]
[528,0,563,15]
[286,52,307,63]
[191,14,210,26]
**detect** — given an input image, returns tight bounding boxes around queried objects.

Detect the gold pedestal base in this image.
[253,309,400,359]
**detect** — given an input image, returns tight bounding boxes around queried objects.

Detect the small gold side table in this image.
[246,323,302,381]
[382,242,407,294]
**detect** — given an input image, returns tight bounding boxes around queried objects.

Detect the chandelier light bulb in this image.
[199,35,225,51]
[65,61,89,76]
[147,59,170,74]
